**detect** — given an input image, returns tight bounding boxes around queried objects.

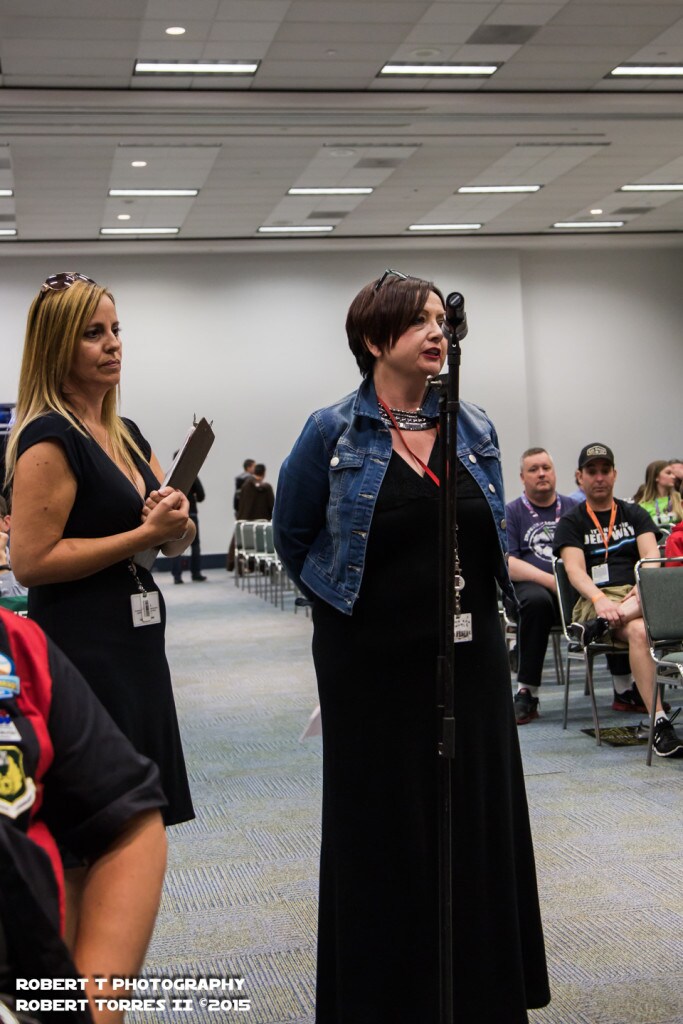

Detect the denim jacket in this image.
[273,375,512,614]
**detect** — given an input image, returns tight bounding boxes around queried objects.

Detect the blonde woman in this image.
[6,272,194,825]
[633,460,683,528]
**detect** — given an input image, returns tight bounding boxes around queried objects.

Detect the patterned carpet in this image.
[130,569,682,1024]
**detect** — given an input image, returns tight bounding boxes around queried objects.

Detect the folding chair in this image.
[553,557,616,744]
[235,521,260,592]
[635,556,683,766]
[500,593,565,687]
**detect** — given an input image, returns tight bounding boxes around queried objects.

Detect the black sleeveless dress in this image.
[18,413,194,826]
[311,441,550,1023]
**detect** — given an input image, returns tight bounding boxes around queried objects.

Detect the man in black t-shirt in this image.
[553,443,682,759]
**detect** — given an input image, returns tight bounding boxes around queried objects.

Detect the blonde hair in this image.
[635,460,683,519]
[4,277,144,486]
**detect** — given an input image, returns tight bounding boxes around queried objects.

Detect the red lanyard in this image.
[378,397,440,487]
[585,500,617,561]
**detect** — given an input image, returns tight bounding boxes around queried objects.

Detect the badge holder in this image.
[129,560,162,627]
[427,291,469,1024]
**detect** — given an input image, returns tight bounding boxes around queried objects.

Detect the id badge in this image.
[592,563,609,585]
[454,613,473,643]
[130,591,161,627]
[0,716,21,742]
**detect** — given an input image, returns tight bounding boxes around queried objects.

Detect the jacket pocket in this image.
[327,447,365,573]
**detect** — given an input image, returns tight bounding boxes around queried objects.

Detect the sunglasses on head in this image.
[373,268,412,293]
[40,272,97,295]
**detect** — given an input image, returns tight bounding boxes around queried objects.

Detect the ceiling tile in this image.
[484,4,564,26]
[286,2,431,25]
[144,0,220,17]
[551,4,683,27]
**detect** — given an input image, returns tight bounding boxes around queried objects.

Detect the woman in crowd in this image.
[633,460,683,528]
[274,270,549,1023]
[5,271,194,827]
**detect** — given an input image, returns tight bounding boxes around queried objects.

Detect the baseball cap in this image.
[578,443,615,470]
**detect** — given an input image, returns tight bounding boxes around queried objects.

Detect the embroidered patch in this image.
[0,653,15,677]
[585,445,608,458]
[0,746,36,819]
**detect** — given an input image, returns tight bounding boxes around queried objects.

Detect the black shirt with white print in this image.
[553,499,657,588]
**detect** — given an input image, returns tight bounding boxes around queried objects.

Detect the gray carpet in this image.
[129,569,682,1024]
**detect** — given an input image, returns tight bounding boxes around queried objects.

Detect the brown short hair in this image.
[346,274,445,378]
[520,447,552,471]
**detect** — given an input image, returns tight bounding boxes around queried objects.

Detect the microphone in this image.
[444,292,468,342]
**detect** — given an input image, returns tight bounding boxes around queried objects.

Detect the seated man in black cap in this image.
[553,443,682,759]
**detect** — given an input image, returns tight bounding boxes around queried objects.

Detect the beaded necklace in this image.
[377,402,438,431]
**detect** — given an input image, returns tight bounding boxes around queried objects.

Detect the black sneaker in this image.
[514,688,539,725]
[612,684,670,714]
[612,686,647,713]
[567,617,610,648]
[653,715,683,758]
[173,577,184,584]
[192,573,208,582]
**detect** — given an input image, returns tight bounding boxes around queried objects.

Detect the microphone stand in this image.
[428,292,468,1024]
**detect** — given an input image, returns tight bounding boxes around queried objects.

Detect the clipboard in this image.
[134,417,215,571]
[162,417,215,495]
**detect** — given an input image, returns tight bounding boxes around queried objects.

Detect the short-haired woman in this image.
[274,271,550,1023]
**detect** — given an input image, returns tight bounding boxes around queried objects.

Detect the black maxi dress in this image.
[311,441,550,1024]
[18,413,194,826]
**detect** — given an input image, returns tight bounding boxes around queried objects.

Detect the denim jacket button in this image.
[330,456,340,466]
[488,483,495,493]
[501,518,506,529]
[468,454,477,463]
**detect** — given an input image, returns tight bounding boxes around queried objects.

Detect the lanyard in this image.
[585,500,617,561]
[654,496,672,517]
[377,397,440,487]
[521,494,562,540]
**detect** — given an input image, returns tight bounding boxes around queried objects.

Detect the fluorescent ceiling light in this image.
[552,221,624,229]
[135,60,258,74]
[287,187,373,196]
[165,26,186,36]
[109,188,198,197]
[380,62,498,76]
[0,229,17,236]
[100,227,179,235]
[610,64,683,76]
[117,214,131,221]
[0,189,13,197]
[620,183,683,192]
[131,160,147,168]
[258,225,335,233]
[458,185,541,194]
[408,223,482,231]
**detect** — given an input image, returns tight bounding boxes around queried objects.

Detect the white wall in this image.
[1,245,681,553]
[520,248,683,499]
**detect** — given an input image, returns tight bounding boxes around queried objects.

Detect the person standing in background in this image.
[237,463,274,521]
[234,458,255,513]
[226,458,256,571]
[171,467,206,583]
